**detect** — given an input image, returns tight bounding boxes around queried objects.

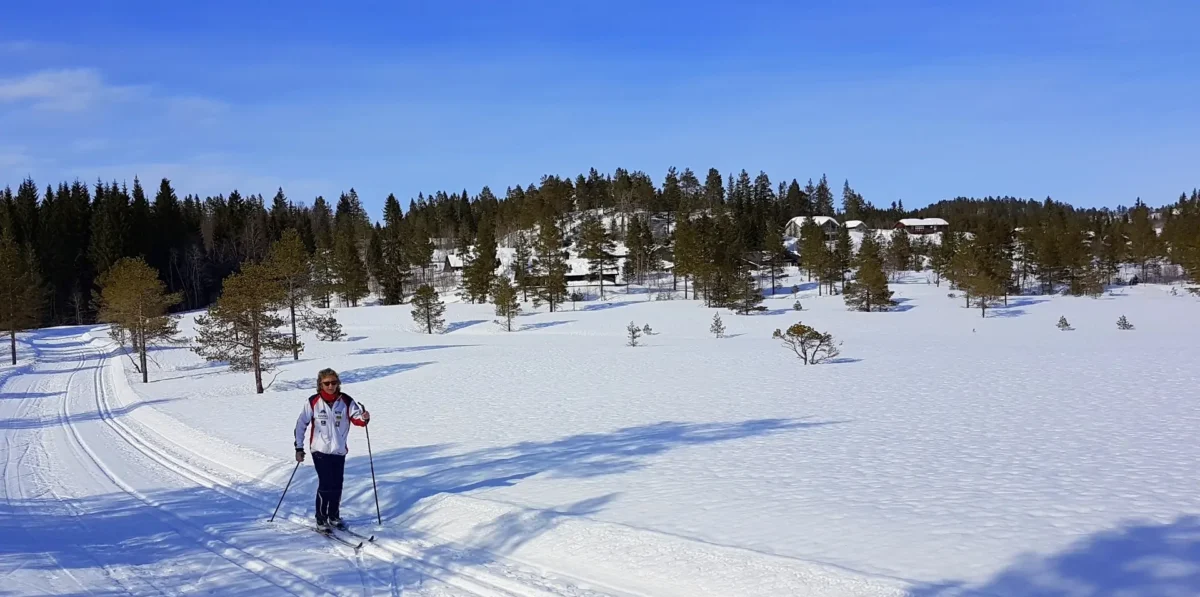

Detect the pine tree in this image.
[512,232,534,302]
[0,230,43,364]
[931,229,959,287]
[833,224,853,291]
[95,257,183,382]
[762,223,785,294]
[1057,316,1073,331]
[626,321,641,347]
[1117,315,1134,330]
[710,311,725,338]
[410,284,445,334]
[886,230,915,279]
[799,219,831,294]
[265,229,317,359]
[772,322,841,365]
[406,220,435,283]
[843,231,895,311]
[731,268,766,314]
[192,262,296,394]
[534,216,568,311]
[1127,201,1161,281]
[461,215,498,303]
[579,215,617,299]
[672,217,700,299]
[491,276,520,331]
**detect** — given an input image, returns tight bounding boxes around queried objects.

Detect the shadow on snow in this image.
[911,516,1200,596]
[271,362,435,392]
[0,416,839,595]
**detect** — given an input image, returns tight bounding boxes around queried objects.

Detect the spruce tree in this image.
[410,284,445,334]
[886,230,915,279]
[192,262,296,394]
[266,229,317,359]
[799,219,831,294]
[762,223,785,294]
[731,268,766,314]
[491,275,520,331]
[379,194,410,304]
[813,175,835,216]
[833,224,853,291]
[843,231,895,311]
[710,311,725,338]
[0,230,43,364]
[95,257,183,382]
[672,217,700,299]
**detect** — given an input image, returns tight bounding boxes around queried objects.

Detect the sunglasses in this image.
[321,380,340,387]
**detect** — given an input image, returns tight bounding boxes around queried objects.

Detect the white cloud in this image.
[0,68,144,111]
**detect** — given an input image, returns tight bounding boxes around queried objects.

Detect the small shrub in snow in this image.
[793,300,803,311]
[642,323,654,336]
[1057,316,1073,331]
[303,309,346,341]
[710,312,726,338]
[411,284,446,334]
[772,322,841,365]
[1117,315,1134,330]
[626,321,642,347]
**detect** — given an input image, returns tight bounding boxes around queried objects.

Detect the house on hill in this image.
[783,216,840,239]
[894,218,949,235]
[843,220,867,231]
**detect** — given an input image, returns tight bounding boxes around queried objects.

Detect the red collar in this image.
[318,390,339,402]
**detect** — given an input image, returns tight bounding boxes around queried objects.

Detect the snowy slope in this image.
[3,272,1200,595]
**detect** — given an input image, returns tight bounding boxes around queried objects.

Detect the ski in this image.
[338,526,375,543]
[313,526,363,550]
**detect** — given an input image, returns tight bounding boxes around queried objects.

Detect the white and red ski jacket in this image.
[294,392,367,456]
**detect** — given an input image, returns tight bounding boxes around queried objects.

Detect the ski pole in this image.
[361,402,382,525]
[270,460,300,523]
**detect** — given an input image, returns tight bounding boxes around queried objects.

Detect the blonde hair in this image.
[317,368,340,391]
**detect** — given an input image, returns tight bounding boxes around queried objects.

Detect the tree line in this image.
[1,168,1198,364]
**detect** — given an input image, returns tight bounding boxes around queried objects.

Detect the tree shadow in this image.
[0,398,177,430]
[825,358,862,365]
[352,344,470,356]
[519,320,575,331]
[910,516,1200,596]
[987,308,1027,318]
[444,319,487,333]
[581,301,638,311]
[1003,298,1050,309]
[0,391,63,401]
[338,417,845,524]
[344,336,368,342]
[271,362,434,392]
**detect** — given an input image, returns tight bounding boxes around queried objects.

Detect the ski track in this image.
[1,331,622,597]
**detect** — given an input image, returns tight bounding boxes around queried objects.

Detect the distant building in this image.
[843,220,867,231]
[894,218,949,235]
[783,216,841,239]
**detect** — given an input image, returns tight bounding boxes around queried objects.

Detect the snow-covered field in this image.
[3,271,1199,596]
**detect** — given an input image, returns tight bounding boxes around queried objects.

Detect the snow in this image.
[896,218,949,227]
[3,273,1200,596]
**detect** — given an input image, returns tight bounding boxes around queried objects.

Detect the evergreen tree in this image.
[841,180,866,221]
[461,215,498,303]
[813,174,835,215]
[710,311,725,338]
[886,229,915,279]
[730,268,766,314]
[931,229,959,287]
[833,224,853,291]
[266,229,314,360]
[702,168,725,207]
[491,275,520,331]
[0,230,43,364]
[95,257,183,382]
[534,216,568,311]
[378,194,410,304]
[410,284,445,334]
[799,219,831,294]
[333,232,369,306]
[843,231,895,311]
[1127,201,1162,281]
[192,262,296,394]
[511,232,534,302]
[406,219,435,283]
[762,222,785,294]
[579,215,616,298]
[88,181,129,277]
[672,217,700,299]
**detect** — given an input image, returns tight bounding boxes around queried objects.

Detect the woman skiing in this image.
[294,368,370,529]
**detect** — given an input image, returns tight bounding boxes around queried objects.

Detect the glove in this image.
[295,449,305,463]
[361,410,370,425]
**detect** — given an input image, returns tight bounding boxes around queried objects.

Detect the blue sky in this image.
[2,1,1197,218]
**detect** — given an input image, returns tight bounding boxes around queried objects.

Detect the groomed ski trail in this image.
[1,329,627,597]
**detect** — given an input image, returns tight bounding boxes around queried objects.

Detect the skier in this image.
[294,368,370,530]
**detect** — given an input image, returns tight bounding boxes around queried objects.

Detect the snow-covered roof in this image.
[786,216,840,228]
[843,220,866,229]
[445,253,465,268]
[896,218,949,227]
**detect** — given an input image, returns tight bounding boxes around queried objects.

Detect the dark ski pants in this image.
[311,451,345,524]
